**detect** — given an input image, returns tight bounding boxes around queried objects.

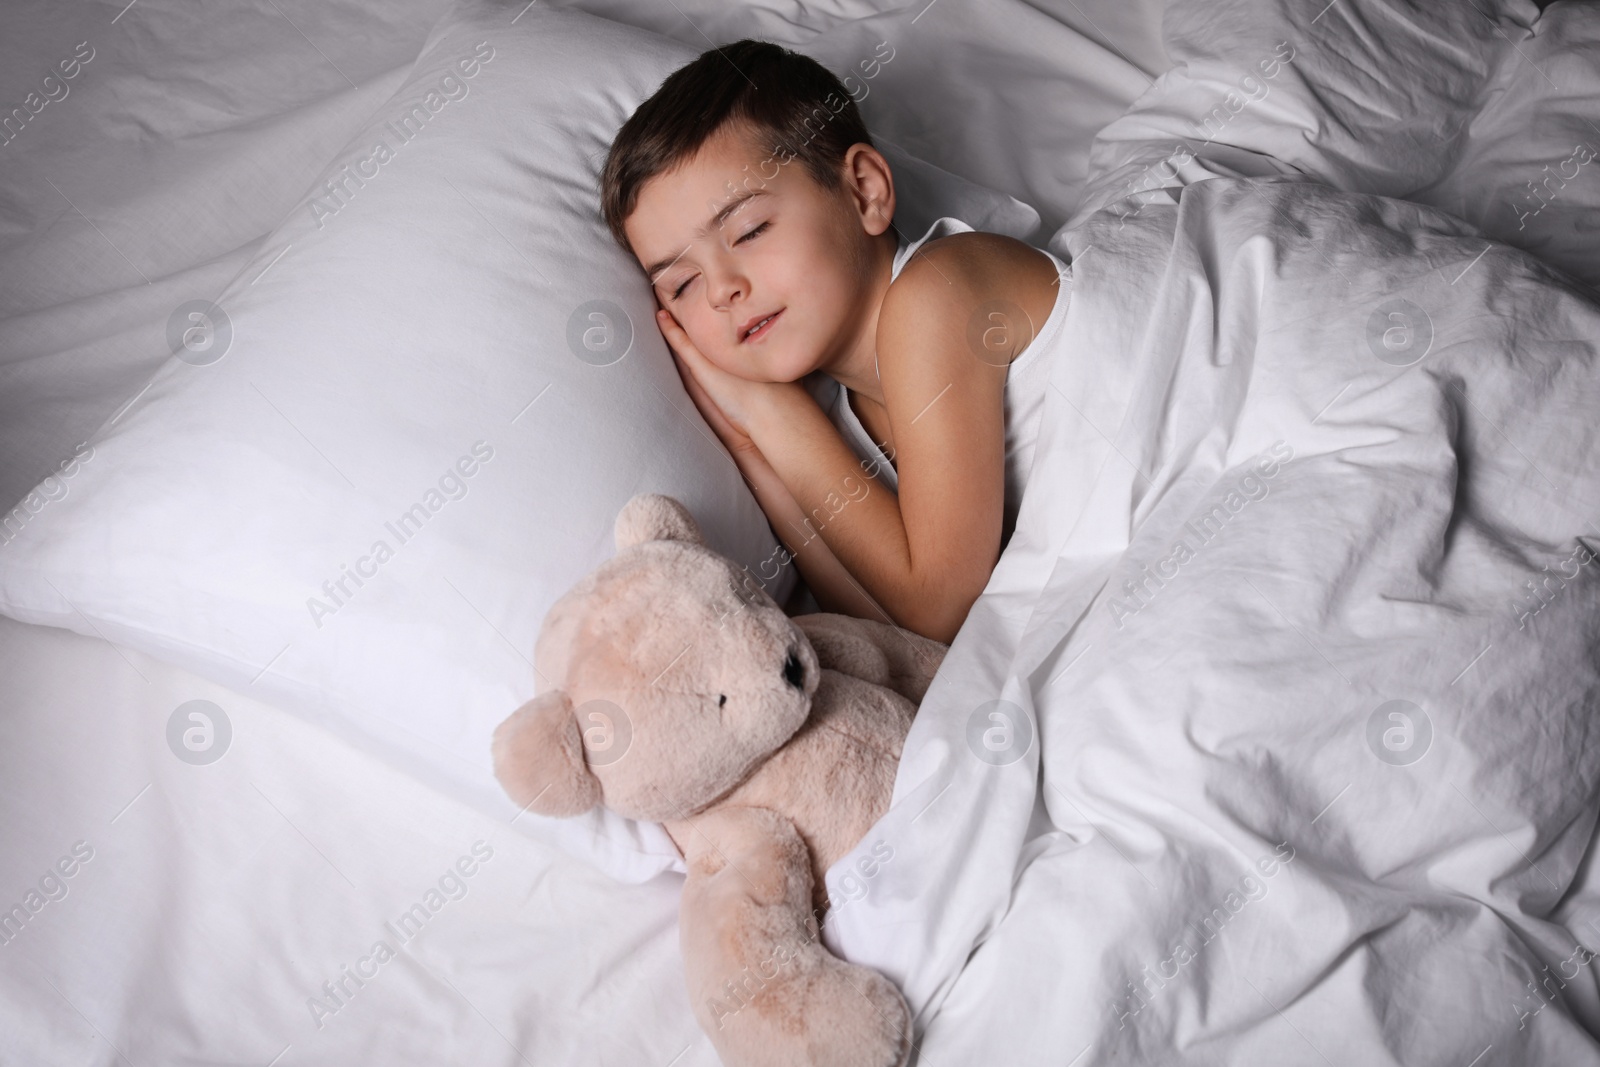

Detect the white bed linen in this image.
[833,170,1600,1064]
[0,0,461,513]
[11,0,1600,1064]
[0,0,1171,1062]
[819,0,1600,1050]
[0,611,717,1064]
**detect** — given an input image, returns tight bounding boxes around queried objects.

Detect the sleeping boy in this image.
[601,39,1073,644]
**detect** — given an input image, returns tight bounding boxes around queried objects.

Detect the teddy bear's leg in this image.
[676,805,912,1067]
[792,613,948,706]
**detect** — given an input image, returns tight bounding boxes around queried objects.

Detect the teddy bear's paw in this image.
[803,963,913,1067]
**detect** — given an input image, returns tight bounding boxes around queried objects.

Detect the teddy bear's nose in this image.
[782,647,805,690]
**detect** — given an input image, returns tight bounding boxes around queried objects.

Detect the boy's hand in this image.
[656,307,805,458]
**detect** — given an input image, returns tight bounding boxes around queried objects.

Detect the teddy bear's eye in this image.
[718,694,727,707]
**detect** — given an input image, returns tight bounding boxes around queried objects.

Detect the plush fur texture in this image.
[492,493,948,1067]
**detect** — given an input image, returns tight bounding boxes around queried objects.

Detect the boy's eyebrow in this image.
[645,189,771,282]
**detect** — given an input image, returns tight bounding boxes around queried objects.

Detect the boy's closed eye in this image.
[667,220,772,301]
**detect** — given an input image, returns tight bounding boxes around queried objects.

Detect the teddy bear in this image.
[491,492,948,1067]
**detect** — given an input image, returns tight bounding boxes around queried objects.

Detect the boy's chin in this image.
[748,356,819,386]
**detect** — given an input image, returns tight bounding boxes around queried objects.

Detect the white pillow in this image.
[0,0,1040,882]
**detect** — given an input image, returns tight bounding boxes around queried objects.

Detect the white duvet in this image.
[825,36,1600,1067]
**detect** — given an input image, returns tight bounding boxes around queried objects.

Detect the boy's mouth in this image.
[739,308,783,343]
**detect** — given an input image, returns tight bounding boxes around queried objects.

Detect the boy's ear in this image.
[615,493,705,550]
[492,690,602,816]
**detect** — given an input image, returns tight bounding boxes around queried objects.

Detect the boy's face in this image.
[623,118,893,384]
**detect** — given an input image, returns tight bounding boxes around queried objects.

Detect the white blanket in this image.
[825,172,1600,1062]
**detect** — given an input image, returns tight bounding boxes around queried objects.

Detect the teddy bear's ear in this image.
[614,493,705,550]
[491,689,602,817]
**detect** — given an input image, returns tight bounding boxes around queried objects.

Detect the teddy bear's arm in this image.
[791,613,948,705]
[675,805,911,1067]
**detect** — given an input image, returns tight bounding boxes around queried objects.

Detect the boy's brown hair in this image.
[600,39,875,259]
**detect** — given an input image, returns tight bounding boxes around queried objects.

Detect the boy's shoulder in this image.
[896,229,1024,284]
[880,230,1060,354]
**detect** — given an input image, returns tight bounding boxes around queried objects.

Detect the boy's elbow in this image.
[920,614,965,646]
[898,576,983,645]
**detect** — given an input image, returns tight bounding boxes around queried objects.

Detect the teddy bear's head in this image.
[492,493,820,822]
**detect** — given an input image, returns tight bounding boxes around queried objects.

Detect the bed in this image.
[3,0,1600,1063]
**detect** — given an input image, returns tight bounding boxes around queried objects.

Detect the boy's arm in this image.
[741,388,990,644]
[741,239,1044,644]
[659,320,890,621]
[728,442,895,624]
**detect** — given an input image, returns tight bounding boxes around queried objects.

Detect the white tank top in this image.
[803,216,1072,550]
